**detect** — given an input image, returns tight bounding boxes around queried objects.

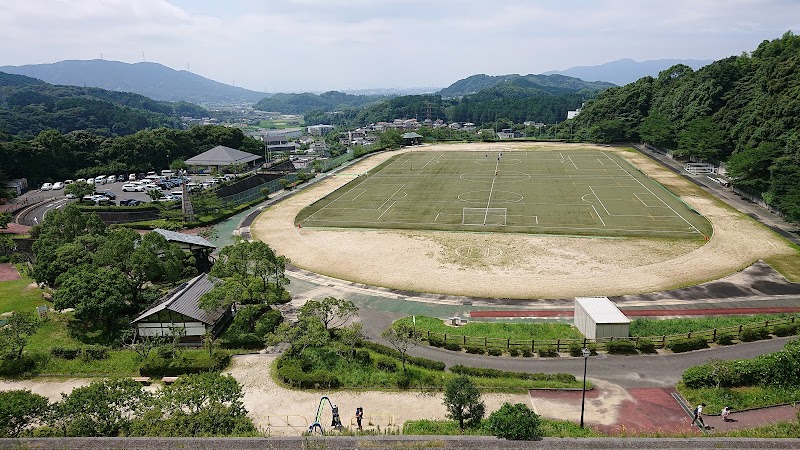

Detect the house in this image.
[153,228,216,272]
[185,145,262,173]
[402,132,423,146]
[307,124,336,136]
[131,273,233,342]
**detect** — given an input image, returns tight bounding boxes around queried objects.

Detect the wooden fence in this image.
[423,316,798,352]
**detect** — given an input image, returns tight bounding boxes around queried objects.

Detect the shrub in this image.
[220,332,263,350]
[605,340,637,355]
[51,347,81,360]
[449,365,577,384]
[772,324,798,337]
[80,345,109,361]
[508,348,521,357]
[521,349,533,358]
[465,347,486,355]
[667,337,709,353]
[443,342,462,352]
[375,357,397,373]
[354,349,372,365]
[427,336,444,347]
[715,333,735,345]
[361,341,445,371]
[537,347,558,357]
[395,373,412,390]
[486,402,542,440]
[636,339,657,354]
[276,360,340,389]
[681,365,716,389]
[0,354,38,377]
[568,343,584,357]
[487,348,503,357]
[739,328,771,342]
[139,351,229,377]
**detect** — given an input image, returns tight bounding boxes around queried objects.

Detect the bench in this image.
[161,376,179,384]
[132,377,151,385]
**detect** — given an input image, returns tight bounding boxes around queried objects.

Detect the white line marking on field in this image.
[592,204,607,226]
[377,201,396,220]
[420,156,436,171]
[434,212,441,221]
[377,184,405,210]
[351,189,367,201]
[484,156,501,225]
[588,186,611,215]
[567,155,579,170]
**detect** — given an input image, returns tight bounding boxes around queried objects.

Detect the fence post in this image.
[712,329,716,341]
[427,331,430,339]
[484,337,487,348]
[444,333,447,343]
[531,340,535,352]
[687,332,691,339]
[738,324,743,337]
[557,339,560,352]
[507,338,510,349]
[662,335,666,349]
[463,335,466,345]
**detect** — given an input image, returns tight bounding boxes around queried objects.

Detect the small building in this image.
[185,145,262,173]
[402,132,423,146]
[153,228,216,272]
[573,297,630,339]
[131,273,232,342]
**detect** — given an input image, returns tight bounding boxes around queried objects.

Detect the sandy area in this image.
[251,142,795,298]
[223,353,530,435]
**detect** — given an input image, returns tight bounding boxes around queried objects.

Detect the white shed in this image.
[574,297,630,339]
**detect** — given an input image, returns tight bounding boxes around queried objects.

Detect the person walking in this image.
[692,403,707,429]
[355,407,363,431]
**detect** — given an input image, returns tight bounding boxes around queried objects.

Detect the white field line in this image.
[377,201,396,220]
[420,156,436,171]
[350,189,367,201]
[376,184,405,210]
[434,212,440,221]
[603,152,704,236]
[484,156,501,225]
[588,185,611,216]
[591,204,607,226]
[567,155,579,170]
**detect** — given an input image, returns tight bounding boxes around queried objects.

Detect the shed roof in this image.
[185,145,261,166]
[131,273,226,325]
[153,228,216,250]
[575,297,630,324]
[402,132,423,139]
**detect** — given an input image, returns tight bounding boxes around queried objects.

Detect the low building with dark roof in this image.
[131,273,232,342]
[402,132,423,146]
[185,145,262,173]
[153,228,216,272]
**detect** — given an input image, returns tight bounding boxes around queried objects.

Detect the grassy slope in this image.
[396,316,583,340]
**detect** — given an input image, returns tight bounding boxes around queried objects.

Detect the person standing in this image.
[356,407,363,431]
[692,403,707,429]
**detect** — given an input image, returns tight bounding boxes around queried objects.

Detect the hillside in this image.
[0,59,266,105]
[570,32,800,222]
[0,72,207,138]
[253,91,389,114]
[437,73,615,97]
[544,58,712,86]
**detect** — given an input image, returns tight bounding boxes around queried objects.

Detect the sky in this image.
[1,0,798,93]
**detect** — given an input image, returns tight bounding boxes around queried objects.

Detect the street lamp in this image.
[580,347,591,428]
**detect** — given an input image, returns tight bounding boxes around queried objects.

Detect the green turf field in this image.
[296,149,713,238]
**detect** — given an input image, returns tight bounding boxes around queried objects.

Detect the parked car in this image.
[41,183,53,191]
[95,190,117,200]
[52,182,64,190]
[119,199,144,206]
[128,174,137,181]
[169,190,184,198]
[94,175,107,185]
[64,179,74,185]
[65,192,77,199]
[86,178,95,185]
[76,178,86,183]
[118,175,127,182]
[82,194,111,204]
[122,183,144,192]
[158,194,181,202]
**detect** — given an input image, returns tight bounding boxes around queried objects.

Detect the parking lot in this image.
[45,173,220,206]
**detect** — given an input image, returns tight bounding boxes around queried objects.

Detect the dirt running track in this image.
[251,142,796,299]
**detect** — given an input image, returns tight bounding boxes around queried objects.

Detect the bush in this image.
[636,339,657,354]
[427,336,444,347]
[449,365,576,384]
[0,354,38,377]
[375,357,397,373]
[465,347,486,355]
[487,348,503,357]
[139,351,230,377]
[254,309,283,336]
[508,348,521,357]
[772,324,798,337]
[220,332,263,350]
[80,345,109,361]
[275,359,340,389]
[485,402,542,440]
[740,327,771,342]
[605,340,637,355]
[395,373,412,390]
[537,347,558,357]
[681,365,716,389]
[443,342,462,352]
[667,337,709,353]
[51,347,81,360]
[361,341,445,371]
[715,332,735,345]
[521,349,533,358]
[568,343,584,357]
[354,349,372,365]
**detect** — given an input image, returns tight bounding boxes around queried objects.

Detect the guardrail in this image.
[421,316,798,352]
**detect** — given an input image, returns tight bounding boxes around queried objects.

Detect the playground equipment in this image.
[308,395,342,434]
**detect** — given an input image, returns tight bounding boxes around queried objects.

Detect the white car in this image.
[52,182,64,190]
[41,183,53,191]
[86,178,95,185]
[64,179,74,185]
[94,175,107,185]
[122,183,144,192]
[169,190,184,198]
[128,174,137,181]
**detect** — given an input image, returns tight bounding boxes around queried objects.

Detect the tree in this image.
[266,315,329,356]
[0,235,16,259]
[337,322,364,361]
[637,113,675,148]
[676,116,725,161]
[190,190,222,216]
[64,181,94,200]
[0,211,11,229]
[146,188,164,202]
[380,322,421,372]
[51,378,152,437]
[443,375,485,431]
[0,390,50,437]
[486,402,542,440]
[0,312,39,359]
[299,297,358,331]
[53,267,131,334]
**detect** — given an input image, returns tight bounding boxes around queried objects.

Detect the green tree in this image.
[337,322,364,361]
[0,235,16,259]
[0,312,40,359]
[53,267,131,334]
[637,113,675,148]
[725,142,782,193]
[64,181,94,200]
[190,190,222,216]
[380,322,421,372]
[676,116,725,160]
[0,211,11,229]
[443,375,485,431]
[298,297,358,331]
[266,315,329,356]
[0,390,50,437]
[486,402,541,440]
[146,188,164,202]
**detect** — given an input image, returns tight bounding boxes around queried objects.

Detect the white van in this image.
[161,170,175,177]
[94,175,107,185]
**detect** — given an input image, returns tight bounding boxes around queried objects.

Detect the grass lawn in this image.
[629,314,798,337]
[0,274,47,315]
[395,316,583,341]
[677,383,800,413]
[402,418,601,437]
[296,149,712,238]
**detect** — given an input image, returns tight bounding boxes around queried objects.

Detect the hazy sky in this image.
[1,0,798,92]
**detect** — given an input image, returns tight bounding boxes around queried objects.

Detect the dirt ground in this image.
[0,263,21,281]
[250,142,795,299]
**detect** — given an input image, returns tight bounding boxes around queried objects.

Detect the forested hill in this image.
[253,91,390,114]
[0,59,266,104]
[437,73,615,97]
[544,58,712,86]
[0,72,207,139]
[571,32,800,222]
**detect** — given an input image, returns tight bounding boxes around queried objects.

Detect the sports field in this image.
[296,150,712,239]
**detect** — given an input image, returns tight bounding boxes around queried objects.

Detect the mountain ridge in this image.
[544,58,713,86]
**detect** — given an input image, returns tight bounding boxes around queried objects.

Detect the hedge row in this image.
[51,345,109,361]
[449,365,577,384]
[667,337,709,353]
[139,351,230,377]
[682,340,800,389]
[275,359,341,389]
[361,341,445,371]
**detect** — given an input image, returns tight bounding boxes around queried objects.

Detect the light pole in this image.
[580,347,590,428]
